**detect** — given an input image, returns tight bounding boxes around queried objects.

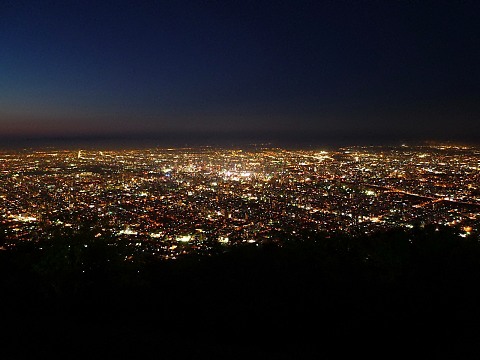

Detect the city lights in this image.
[0,145,478,259]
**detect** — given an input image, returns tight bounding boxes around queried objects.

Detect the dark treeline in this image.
[1,225,480,358]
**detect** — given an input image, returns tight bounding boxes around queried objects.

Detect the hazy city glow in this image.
[1,144,478,258]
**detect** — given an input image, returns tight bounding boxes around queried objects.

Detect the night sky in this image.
[1,0,479,146]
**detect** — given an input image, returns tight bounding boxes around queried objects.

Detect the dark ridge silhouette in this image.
[1,225,480,358]
[1,131,479,151]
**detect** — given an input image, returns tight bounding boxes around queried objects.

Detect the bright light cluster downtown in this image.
[1,145,479,258]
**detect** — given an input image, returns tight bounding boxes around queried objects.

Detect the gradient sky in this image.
[1,0,479,145]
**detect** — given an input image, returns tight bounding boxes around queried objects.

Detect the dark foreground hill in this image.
[1,225,480,359]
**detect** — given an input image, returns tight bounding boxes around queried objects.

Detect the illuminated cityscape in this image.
[3,0,480,357]
[2,144,478,257]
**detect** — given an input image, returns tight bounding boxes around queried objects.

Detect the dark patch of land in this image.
[1,225,480,358]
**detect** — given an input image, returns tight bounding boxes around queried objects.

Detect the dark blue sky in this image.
[1,0,479,146]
